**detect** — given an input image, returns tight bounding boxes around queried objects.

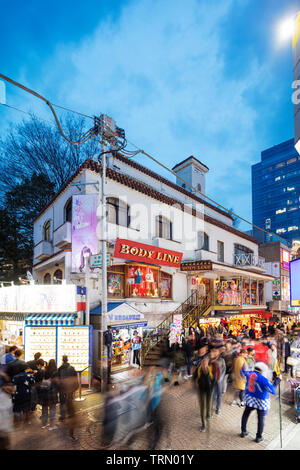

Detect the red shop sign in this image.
[114,238,183,268]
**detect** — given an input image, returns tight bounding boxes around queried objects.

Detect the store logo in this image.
[114,238,183,267]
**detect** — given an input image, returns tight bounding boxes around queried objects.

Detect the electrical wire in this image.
[0,73,96,146]
[0,73,288,244]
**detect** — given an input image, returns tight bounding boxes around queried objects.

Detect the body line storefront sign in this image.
[114,238,183,268]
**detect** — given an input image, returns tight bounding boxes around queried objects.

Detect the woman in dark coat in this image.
[36,359,59,430]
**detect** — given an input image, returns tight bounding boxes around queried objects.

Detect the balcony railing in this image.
[34,241,53,260]
[233,253,265,269]
[53,222,72,248]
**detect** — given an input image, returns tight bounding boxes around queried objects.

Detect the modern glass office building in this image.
[252,138,300,246]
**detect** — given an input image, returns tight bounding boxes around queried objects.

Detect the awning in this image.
[0,313,27,321]
[109,321,148,330]
[25,313,76,326]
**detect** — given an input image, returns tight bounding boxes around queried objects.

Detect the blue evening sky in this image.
[1,0,300,229]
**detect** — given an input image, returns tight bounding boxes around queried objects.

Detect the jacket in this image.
[233,355,247,391]
[242,370,276,410]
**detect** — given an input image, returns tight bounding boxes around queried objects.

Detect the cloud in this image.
[3,0,284,229]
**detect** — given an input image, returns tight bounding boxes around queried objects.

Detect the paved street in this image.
[9,373,299,451]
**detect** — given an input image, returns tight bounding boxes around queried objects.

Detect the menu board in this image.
[57,327,90,374]
[25,327,56,364]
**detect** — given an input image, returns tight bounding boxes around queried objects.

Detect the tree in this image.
[0,173,55,282]
[0,114,99,198]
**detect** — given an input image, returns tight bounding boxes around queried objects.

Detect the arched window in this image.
[43,273,51,284]
[53,269,63,284]
[43,220,51,242]
[198,231,209,251]
[156,215,173,240]
[65,199,72,223]
[107,197,130,227]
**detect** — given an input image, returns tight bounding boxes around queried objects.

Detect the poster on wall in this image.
[169,314,182,346]
[72,194,98,273]
[19,285,76,313]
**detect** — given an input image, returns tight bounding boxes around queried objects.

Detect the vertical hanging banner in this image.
[169,314,183,346]
[72,194,98,273]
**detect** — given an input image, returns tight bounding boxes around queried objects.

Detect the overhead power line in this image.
[0,73,288,244]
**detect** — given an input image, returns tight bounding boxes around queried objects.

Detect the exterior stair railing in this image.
[141,290,199,364]
[182,296,210,328]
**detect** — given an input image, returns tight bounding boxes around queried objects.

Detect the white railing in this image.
[234,253,265,269]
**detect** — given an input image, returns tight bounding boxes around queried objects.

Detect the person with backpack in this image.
[57,355,78,438]
[240,362,276,443]
[35,359,59,430]
[193,346,217,432]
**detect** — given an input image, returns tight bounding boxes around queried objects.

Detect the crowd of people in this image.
[0,346,79,450]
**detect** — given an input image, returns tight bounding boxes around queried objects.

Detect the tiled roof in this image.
[172,155,209,171]
[34,158,258,245]
[113,153,226,218]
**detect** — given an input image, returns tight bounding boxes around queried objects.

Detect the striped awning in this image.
[25,313,76,326]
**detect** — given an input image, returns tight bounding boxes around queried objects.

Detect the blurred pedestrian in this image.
[0,369,15,450]
[26,352,43,372]
[240,362,276,443]
[1,345,18,368]
[11,364,35,426]
[222,340,234,394]
[35,359,59,430]
[249,327,256,341]
[246,347,256,371]
[183,333,195,377]
[212,344,226,415]
[284,336,293,377]
[57,355,78,439]
[6,349,27,380]
[231,349,248,407]
[194,348,216,432]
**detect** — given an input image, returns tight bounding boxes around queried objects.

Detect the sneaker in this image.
[255,436,264,443]
[240,401,245,407]
[48,425,58,431]
[201,425,205,432]
[173,381,179,386]
[216,409,221,415]
[231,400,237,406]
[240,432,249,438]
[187,375,193,378]
[41,424,49,429]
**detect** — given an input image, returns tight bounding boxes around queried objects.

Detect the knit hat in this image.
[254,362,269,376]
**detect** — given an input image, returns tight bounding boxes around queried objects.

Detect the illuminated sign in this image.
[290,258,300,306]
[0,285,77,313]
[114,238,183,268]
[281,248,290,271]
[181,261,212,271]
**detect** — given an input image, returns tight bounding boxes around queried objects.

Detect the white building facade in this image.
[32,154,274,327]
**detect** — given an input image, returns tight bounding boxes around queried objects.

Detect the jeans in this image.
[241,406,267,438]
[198,389,213,427]
[133,349,140,366]
[213,381,223,411]
[234,389,245,403]
[41,404,56,426]
[59,393,74,421]
[186,356,193,376]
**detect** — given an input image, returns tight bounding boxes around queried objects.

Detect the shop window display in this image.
[251,280,258,305]
[243,279,250,305]
[159,272,172,298]
[216,279,241,305]
[126,265,160,298]
[107,266,125,298]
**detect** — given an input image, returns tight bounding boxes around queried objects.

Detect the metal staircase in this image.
[141,291,211,366]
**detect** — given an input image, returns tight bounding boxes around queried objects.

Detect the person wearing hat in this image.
[240,362,276,443]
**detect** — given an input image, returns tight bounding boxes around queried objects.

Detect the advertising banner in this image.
[72,194,98,273]
[280,248,290,271]
[114,238,183,268]
[290,258,300,306]
[293,12,300,154]
[169,314,182,346]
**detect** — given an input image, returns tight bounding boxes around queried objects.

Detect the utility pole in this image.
[96,114,125,390]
